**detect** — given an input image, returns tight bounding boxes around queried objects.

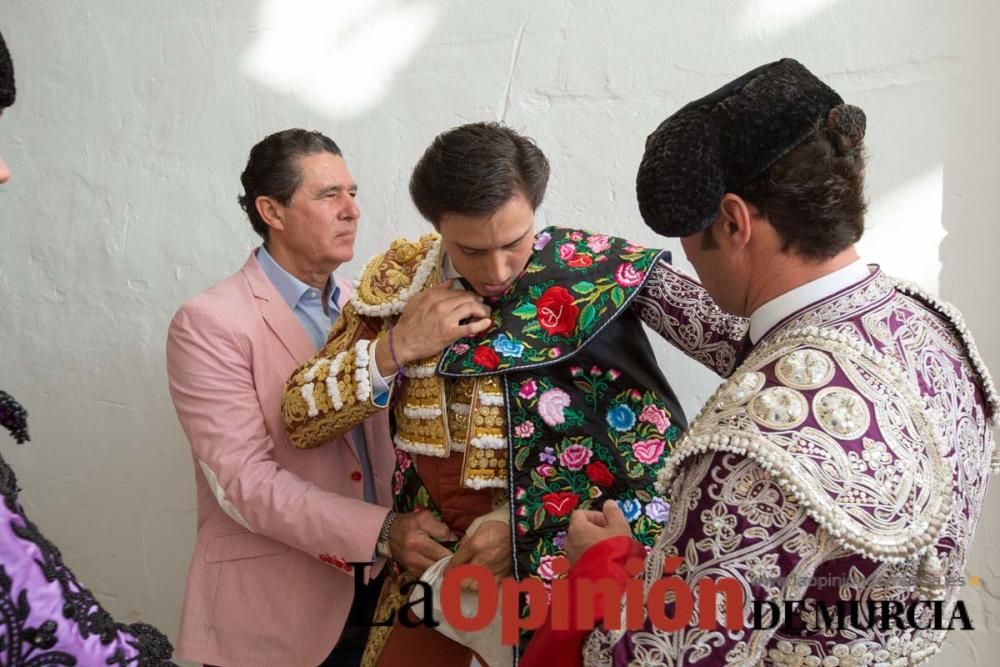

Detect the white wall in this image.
[1,0,998,662]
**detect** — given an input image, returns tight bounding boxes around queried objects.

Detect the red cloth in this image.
[520,536,646,667]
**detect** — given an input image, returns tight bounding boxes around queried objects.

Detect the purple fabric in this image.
[595,265,995,665]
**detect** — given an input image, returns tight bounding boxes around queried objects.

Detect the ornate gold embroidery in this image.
[284,304,383,449]
[352,234,442,317]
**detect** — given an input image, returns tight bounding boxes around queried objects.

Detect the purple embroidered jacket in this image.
[0,391,175,666]
[584,264,998,666]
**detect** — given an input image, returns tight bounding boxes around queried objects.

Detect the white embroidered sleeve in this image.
[633,258,750,378]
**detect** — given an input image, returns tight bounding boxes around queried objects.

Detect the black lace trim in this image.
[0,391,29,444]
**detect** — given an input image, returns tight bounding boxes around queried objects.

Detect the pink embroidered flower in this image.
[624,242,645,253]
[568,231,584,241]
[515,486,528,501]
[586,235,610,253]
[452,343,470,355]
[549,347,562,359]
[394,449,412,472]
[632,438,666,464]
[614,263,645,287]
[536,554,566,581]
[607,369,621,381]
[516,522,529,536]
[558,243,577,261]
[569,365,584,376]
[537,387,571,425]
[639,405,671,434]
[516,505,528,517]
[630,389,642,401]
[536,463,555,478]
[519,379,538,400]
[559,443,593,471]
[392,470,405,495]
[589,365,602,377]
[514,422,535,439]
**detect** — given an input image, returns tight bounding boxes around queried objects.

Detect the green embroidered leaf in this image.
[530,470,546,487]
[636,489,652,503]
[528,284,544,300]
[571,280,596,295]
[512,302,538,319]
[611,286,625,308]
[525,262,546,274]
[522,321,542,335]
[532,506,547,530]
[514,445,532,470]
[415,487,431,509]
[579,303,597,331]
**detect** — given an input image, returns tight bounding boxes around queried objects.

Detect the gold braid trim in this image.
[352,233,442,316]
[282,303,385,448]
[360,569,417,667]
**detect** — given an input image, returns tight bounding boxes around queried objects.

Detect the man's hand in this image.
[388,511,456,577]
[565,501,632,566]
[387,281,492,368]
[445,520,512,590]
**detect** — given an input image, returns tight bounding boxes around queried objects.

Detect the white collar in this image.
[441,251,462,281]
[749,259,872,343]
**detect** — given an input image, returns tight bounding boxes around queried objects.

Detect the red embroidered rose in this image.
[585,461,614,487]
[472,344,500,369]
[542,491,580,517]
[536,286,579,337]
[567,254,594,268]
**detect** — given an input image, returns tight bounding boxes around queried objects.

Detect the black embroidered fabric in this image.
[1,391,176,666]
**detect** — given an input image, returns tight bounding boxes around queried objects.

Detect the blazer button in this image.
[351,471,363,482]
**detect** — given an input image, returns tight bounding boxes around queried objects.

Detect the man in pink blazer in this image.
[166,129,395,666]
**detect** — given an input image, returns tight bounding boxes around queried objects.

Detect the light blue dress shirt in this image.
[257,246,376,504]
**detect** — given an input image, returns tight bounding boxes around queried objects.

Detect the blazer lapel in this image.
[241,252,316,365]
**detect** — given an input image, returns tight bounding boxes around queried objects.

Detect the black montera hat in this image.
[0,29,14,109]
[637,58,863,237]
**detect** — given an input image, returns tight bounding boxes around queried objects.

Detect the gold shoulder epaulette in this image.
[350,233,442,317]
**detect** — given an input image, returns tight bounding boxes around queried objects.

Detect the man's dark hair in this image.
[238,129,342,240]
[0,30,16,109]
[409,122,550,225]
[733,106,868,260]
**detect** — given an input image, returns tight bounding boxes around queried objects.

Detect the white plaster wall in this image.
[1,0,997,662]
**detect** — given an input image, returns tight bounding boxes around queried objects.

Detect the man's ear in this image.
[716,193,754,251]
[255,196,285,233]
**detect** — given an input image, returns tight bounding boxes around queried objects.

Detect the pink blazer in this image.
[166,253,394,666]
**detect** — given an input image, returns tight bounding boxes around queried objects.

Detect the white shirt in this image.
[748,259,871,344]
